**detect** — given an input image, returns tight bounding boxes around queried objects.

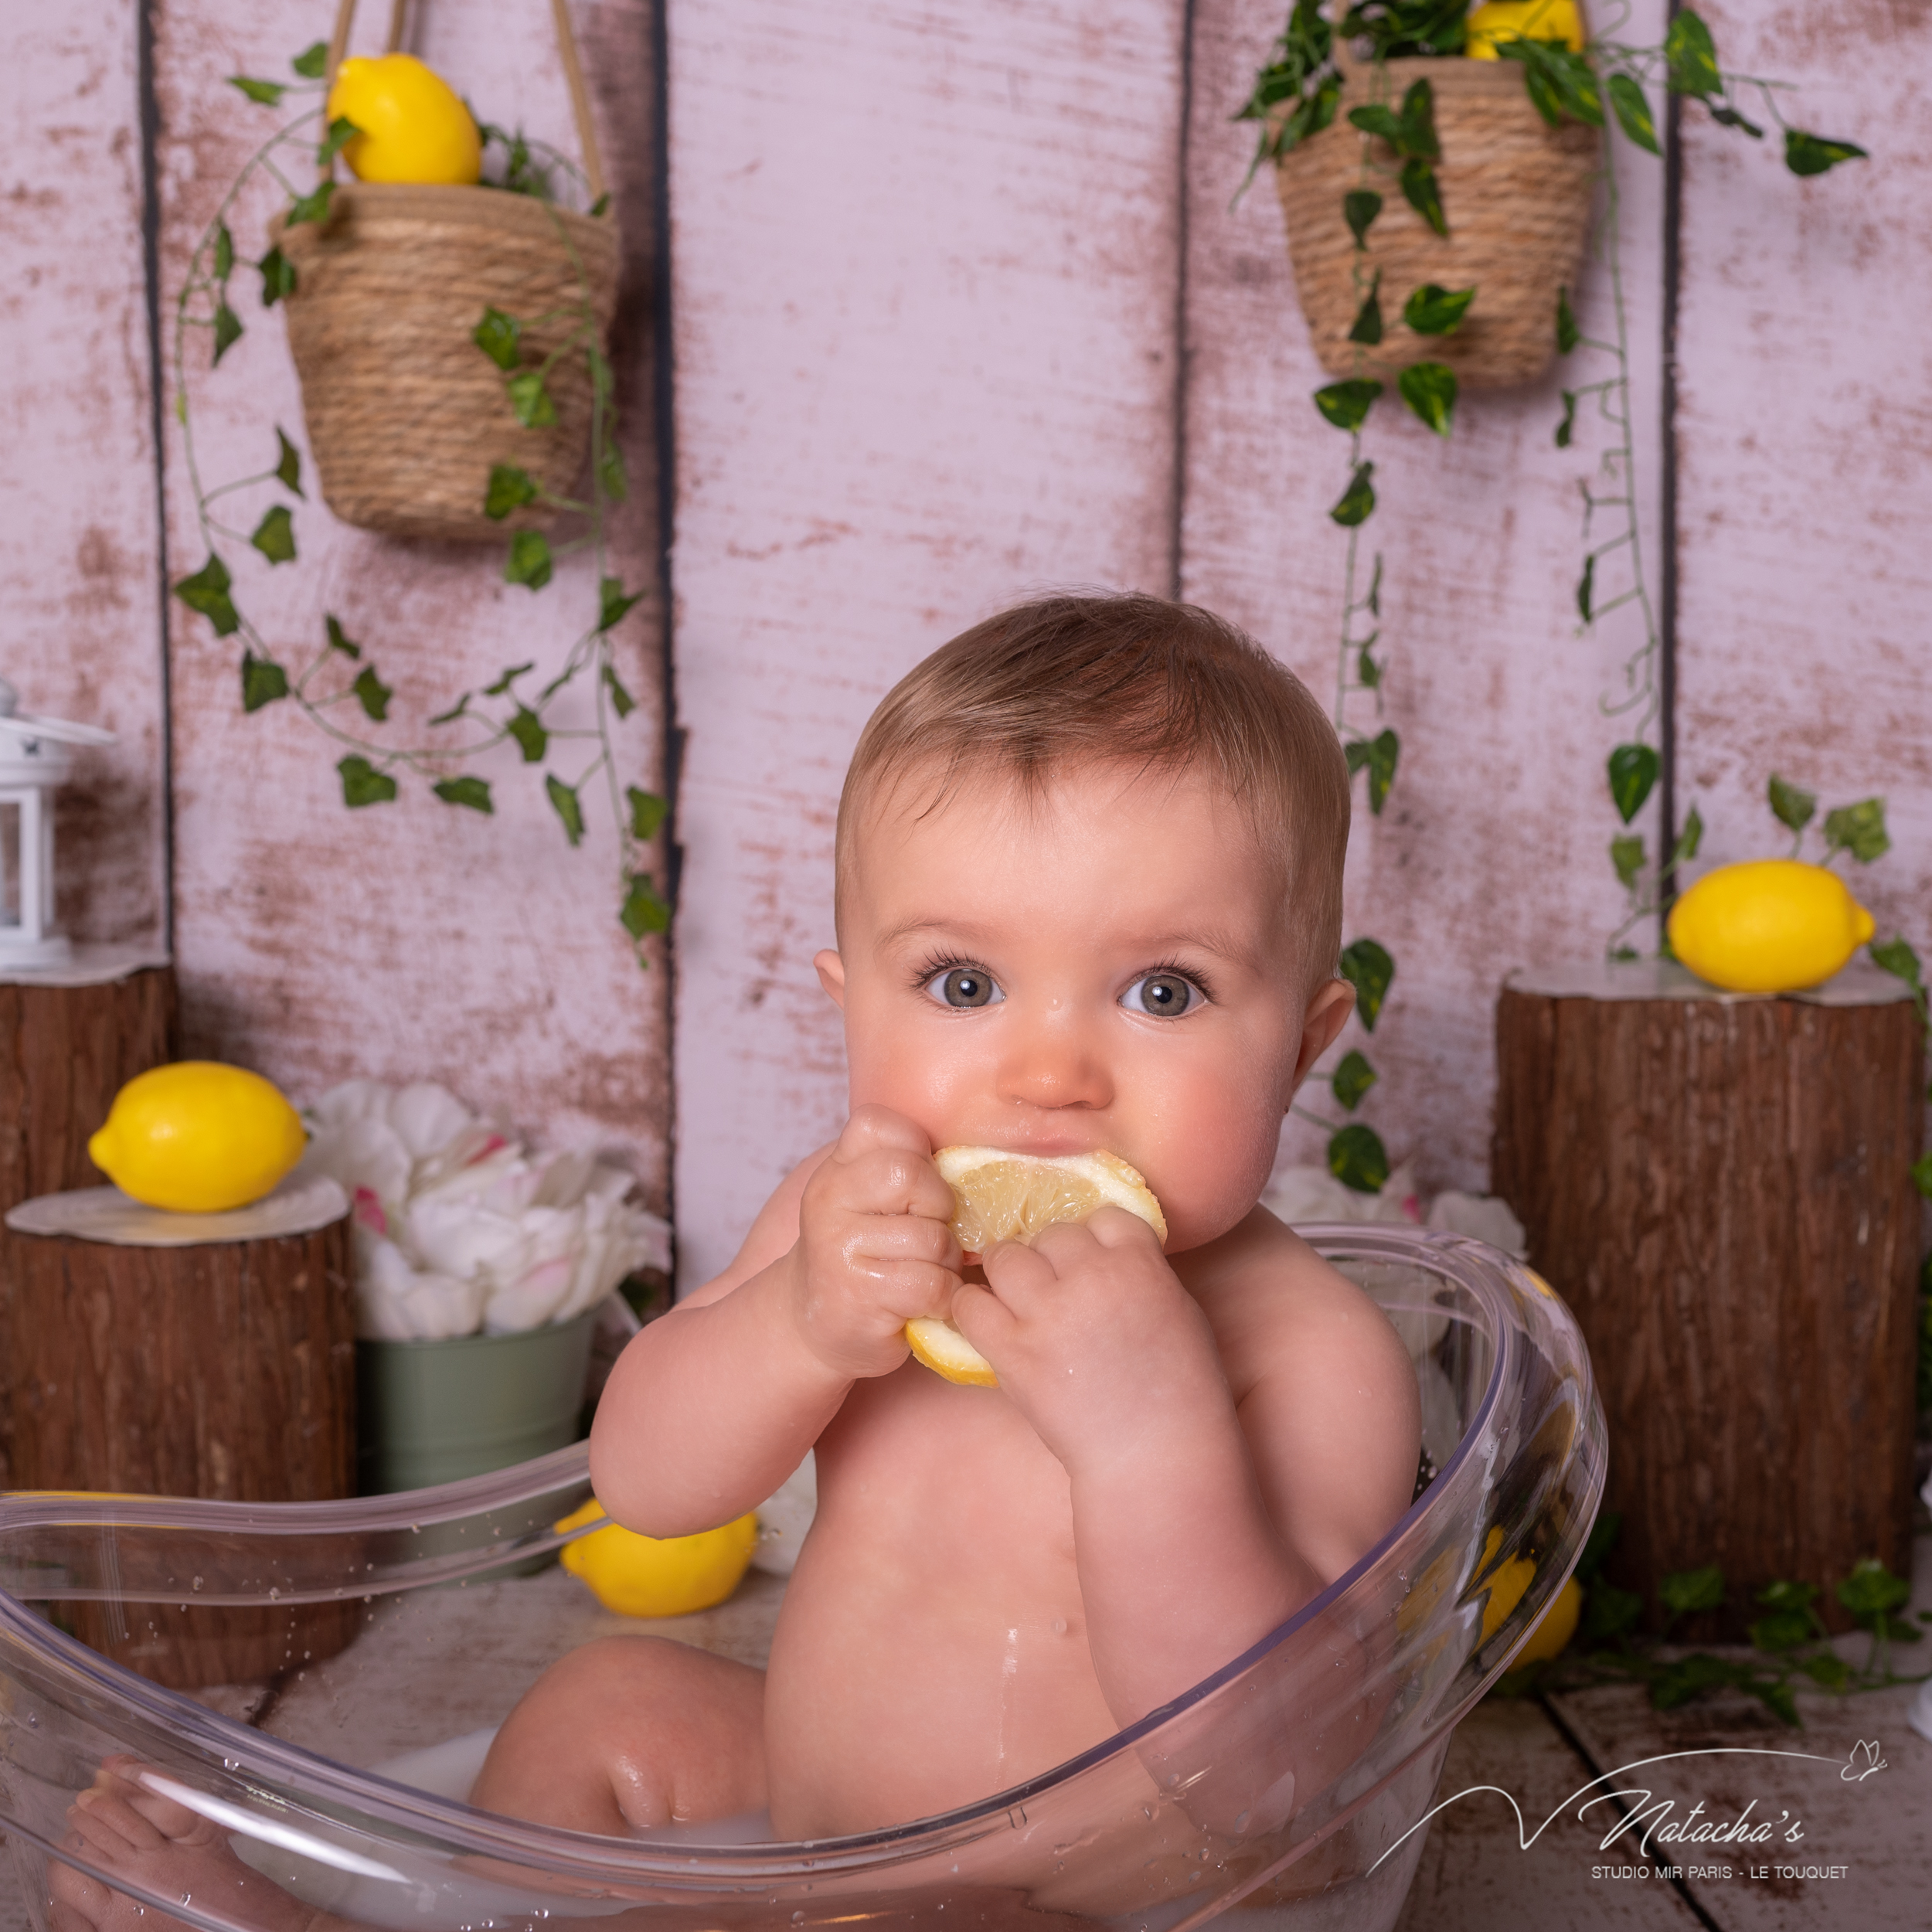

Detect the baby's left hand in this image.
[950,1210,1232,1474]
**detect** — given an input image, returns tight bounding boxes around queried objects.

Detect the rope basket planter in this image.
[275,0,620,543]
[1275,54,1597,390]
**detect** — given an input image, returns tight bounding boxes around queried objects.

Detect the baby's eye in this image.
[1121,972,1202,1019]
[925,966,1003,1009]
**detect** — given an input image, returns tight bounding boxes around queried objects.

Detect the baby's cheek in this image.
[1150,1085,1283,1250]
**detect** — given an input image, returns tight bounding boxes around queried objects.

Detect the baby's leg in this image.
[469,1635,767,1835]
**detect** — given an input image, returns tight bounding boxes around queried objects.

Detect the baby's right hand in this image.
[787,1106,962,1380]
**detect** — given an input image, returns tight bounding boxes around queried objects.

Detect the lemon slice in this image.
[904,1147,1166,1388]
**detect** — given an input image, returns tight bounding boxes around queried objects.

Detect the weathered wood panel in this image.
[668,0,1189,1284]
[151,2,669,1205]
[0,6,168,947]
[1672,2,1932,964]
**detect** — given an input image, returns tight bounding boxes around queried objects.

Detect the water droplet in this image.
[180,1893,192,1905]
[24,1713,37,1728]
[192,1576,204,1593]
[791,1914,804,1924]
[267,1587,280,1601]
[1052,1617,1066,1635]
[1233,1811,1249,1833]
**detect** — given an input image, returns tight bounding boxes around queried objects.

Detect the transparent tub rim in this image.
[0,1223,1594,1882]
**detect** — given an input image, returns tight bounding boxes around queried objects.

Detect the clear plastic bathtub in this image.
[0,1226,1604,1932]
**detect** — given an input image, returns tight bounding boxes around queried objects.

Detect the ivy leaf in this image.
[1555,389,1577,448]
[285,180,335,228]
[212,301,243,366]
[250,504,296,564]
[599,577,645,631]
[1556,285,1580,354]
[433,776,494,813]
[1869,935,1923,991]
[338,755,397,807]
[352,664,392,722]
[257,246,298,306]
[1355,641,1381,689]
[1668,804,1704,868]
[274,427,304,497]
[1402,283,1475,335]
[1400,159,1447,236]
[174,555,239,635]
[506,707,548,762]
[598,440,628,503]
[1797,1650,1851,1691]
[1665,11,1722,99]
[628,786,669,839]
[1611,833,1645,890]
[506,372,557,427]
[1835,1556,1910,1621]
[1280,71,1343,156]
[1314,379,1383,432]
[291,41,328,79]
[482,662,534,697]
[620,871,672,938]
[1343,189,1382,247]
[546,774,585,847]
[1327,1123,1390,1195]
[1331,1048,1377,1111]
[228,75,286,106]
[505,529,553,590]
[1607,743,1659,824]
[1577,553,1595,622]
[1659,1564,1726,1623]
[604,665,638,719]
[1366,552,1383,616]
[1346,103,1407,145]
[473,307,523,371]
[317,115,360,168]
[1755,1578,1820,1614]
[1397,361,1457,437]
[1349,275,1384,345]
[1329,461,1376,526]
[1747,1607,1813,1654]
[1914,1151,1932,1202]
[1785,131,1867,178]
[1709,104,1764,139]
[1398,78,1440,160]
[1607,73,1661,155]
[240,651,288,713]
[1580,1581,1643,1645]
[428,693,471,726]
[485,463,539,520]
[325,614,361,660]
[1365,727,1399,814]
[1338,937,1394,1030]
[1823,797,1889,862]
[1767,772,1816,834]
[213,222,234,282]
[589,190,613,219]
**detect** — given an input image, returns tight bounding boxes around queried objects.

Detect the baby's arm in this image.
[589,1107,961,1536]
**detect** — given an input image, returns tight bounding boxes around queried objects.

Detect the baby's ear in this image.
[1291,978,1355,1087]
[814,949,848,1009]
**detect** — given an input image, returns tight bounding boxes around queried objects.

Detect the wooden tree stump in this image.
[1492,961,1923,1638]
[2,1182,359,1688]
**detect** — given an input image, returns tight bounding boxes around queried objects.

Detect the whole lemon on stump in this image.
[1668,859,1875,993]
[556,1502,760,1617]
[88,1063,308,1213]
[326,53,481,185]
[1465,0,1587,57]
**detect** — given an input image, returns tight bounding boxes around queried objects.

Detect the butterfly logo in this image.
[1840,1740,1886,1783]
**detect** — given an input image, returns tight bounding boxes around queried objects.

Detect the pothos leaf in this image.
[1400,159,1447,236]
[212,301,243,366]
[1823,797,1889,862]
[1349,275,1384,345]
[604,665,638,719]
[598,577,645,631]
[317,115,361,168]
[1556,285,1580,354]
[1869,935,1923,990]
[1835,1556,1910,1620]
[473,307,523,371]
[228,76,286,106]
[1346,104,1406,145]
[338,754,397,807]
[1402,283,1475,335]
[1356,641,1381,689]
[1343,189,1382,247]
[285,180,335,229]
[1709,104,1764,139]
[1327,1123,1390,1195]
[352,665,392,722]
[1338,938,1394,1030]
[505,529,553,590]
[250,504,296,564]
[1329,461,1376,526]
[628,786,668,840]
[433,776,494,813]
[485,463,539,520]
[1610,833,1645,890]
[1398,77,1439,161]
[1313,379,1383,432]
[1607,73,1661,155]
[213,223,234,282]
[1607,742,1660,824]
[274,427,304,497]
[1659,1563,1726,1621]
[1555,389,1577,447]
[174,555,239,635]
[1767,773,1816,834]
[240,651,288,713]
[1668,804,1705,868]
[325,614,360,659]
[1785,131,1867,178]
[546,774,585,847]
[598,440,628,504]
[1330,1049,1377,1111]
[507,707,548,762]
[1397,361,1457,436]
[257,246,297,306]
[1364,726,1399,815]
[506,372,557,427]
[291,41,328,79]
[1665,11,1721,98]
[620,871,672,938]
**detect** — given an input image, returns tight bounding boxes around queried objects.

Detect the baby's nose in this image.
[995,1019,1112,1111]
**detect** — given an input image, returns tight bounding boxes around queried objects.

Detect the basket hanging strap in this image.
[321,0,607,204]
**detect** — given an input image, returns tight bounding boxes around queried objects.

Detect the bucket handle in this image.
[321,0,607,206]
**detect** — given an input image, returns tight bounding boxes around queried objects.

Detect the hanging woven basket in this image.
[1274,52,1597,390]
[275,0,621,543]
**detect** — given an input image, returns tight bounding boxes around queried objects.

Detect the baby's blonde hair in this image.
[835,593,1350,982]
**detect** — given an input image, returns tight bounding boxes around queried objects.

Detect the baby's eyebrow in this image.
[874,914,1259,965]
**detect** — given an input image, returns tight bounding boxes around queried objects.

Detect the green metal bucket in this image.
[355,1307,599,1495]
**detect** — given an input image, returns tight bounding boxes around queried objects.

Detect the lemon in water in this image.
[1668,859,1874,993]
[556,1501,760,1617]
[327,53,481,186]
[88,1063,307,1213]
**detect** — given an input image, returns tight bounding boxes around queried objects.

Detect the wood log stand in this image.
[1492,978,1923,1639]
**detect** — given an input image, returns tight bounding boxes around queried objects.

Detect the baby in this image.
[49,593,1420,1927]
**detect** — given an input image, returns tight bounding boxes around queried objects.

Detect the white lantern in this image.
[0,676,116,968]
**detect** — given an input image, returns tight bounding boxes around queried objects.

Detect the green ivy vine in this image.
[169,42,670,966]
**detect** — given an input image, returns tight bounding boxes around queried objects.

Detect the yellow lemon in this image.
[904,1148,1168,1389]
[1473,1526,1538,1645]
[326,53,481,186]
[1466,0,1587,58]
[87,1063,307,1213]
[1515,1576,1583,1664]
[556,1501,759,1618]
[1667,859,1875,993]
